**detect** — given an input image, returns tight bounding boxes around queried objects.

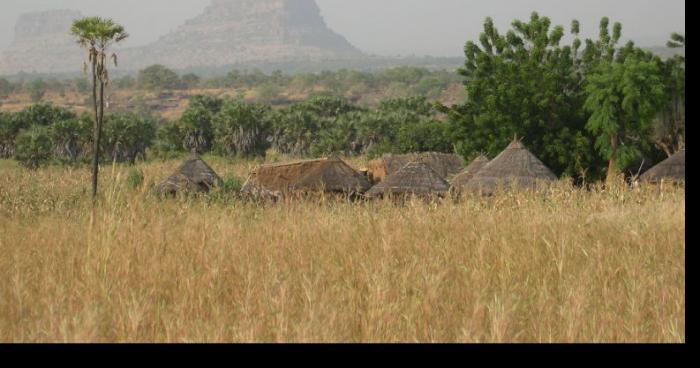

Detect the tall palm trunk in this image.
[90,52,100,201]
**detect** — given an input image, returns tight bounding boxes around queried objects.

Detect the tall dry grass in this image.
[0,158,685,342]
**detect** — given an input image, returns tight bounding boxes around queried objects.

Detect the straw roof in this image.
[366,162,450,198]
[158,156,223,195]
[368,152,464,183]
[639,149,685,183]
[241,155,372,195]
[449,154,490,188]
[463,139,557,195]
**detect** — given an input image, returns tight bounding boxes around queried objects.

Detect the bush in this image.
[49,115,93,163]
[15,125,52,170]
[127,167,145,190]
[0,112,25,158]
[213,99,272,158]
[102,112,157,164]
[27,79,46,102]
[137,64,181,90]
[221,173,243,193]
[177,95,222,153]
[18,103,76,127]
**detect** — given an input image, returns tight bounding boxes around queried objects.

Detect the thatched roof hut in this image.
[639,149,685,184]
[366,162,450,198]
[368,152,464,184]
[449,154,490,189]
[463,139,557,195]
[241,155,372,196]
[158,156,223,195]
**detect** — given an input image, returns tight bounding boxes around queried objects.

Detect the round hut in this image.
[366,161,450,199]
[449,154,490,190]
[241,155,372,197]
[463,139,558,195]
[639,149,685,184]
[158,155,223,195]
[367,152,464,184]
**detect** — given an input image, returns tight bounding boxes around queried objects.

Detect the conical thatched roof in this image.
[158,156,223,195]
[366,162,450,198]
[640,149,685,183]
[463,140,557,195]
[368,152,464,184]
[449,155,490,188]
[241,155,371,195]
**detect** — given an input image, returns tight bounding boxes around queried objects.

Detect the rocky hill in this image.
[124,0,363,70]
[0,0,365,75]
[0,9,85,75]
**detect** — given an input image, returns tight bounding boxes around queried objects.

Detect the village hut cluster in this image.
[157,140,685,199]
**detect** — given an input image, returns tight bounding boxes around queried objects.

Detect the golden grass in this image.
[0,158,685,342]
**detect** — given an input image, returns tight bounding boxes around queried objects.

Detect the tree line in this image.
[0,65,463,104]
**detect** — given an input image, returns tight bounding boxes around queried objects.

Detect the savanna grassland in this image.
[0,157,685,343]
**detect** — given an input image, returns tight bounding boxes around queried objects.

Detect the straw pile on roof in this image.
[368,152,464,184]
[366,162,450,198]
[158,156,223,195]
[639,149,685,184]
[463,139,557,195]
[241,155,372,195]
[449,154,490,189]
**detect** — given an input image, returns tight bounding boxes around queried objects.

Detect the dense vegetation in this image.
[0,13,685,183]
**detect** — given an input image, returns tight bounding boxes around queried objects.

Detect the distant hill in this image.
[0,9,85,76]
[0,0,366,75]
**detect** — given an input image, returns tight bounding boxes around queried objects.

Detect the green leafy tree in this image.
[177,95,222,153]
[48,115,93,163]
[0,78,13,98]
[271,96,360,156]
[71,16,129,200]
[0,112,24,158]
[584,55,665,181]
[18,103,76,127]
[445,13,633,181]
[27,79,46,102]
[213,99,272,158]
[181,73,201,89]
[15,125,52,170]
[102,112,156,164]
[137,64,181,90]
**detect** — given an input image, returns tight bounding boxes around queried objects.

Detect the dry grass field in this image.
[0,157,685,343]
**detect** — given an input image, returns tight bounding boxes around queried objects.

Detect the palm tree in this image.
[70,17,128,201]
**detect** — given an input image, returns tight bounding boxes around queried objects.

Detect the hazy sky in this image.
[0,0,685,57]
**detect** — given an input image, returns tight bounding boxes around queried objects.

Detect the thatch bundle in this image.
[449,155,490,189]
[158,156,223,195]
[241,155,372,196]
[463,139,557,195]
[366,162,450,198]
[368,152,464,184]
[640,149,685,184]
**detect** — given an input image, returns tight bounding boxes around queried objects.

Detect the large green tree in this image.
[71,16,128,200]
[446,13,601,180]
[584,53,665,181]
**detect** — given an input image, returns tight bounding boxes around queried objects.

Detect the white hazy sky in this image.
[0,0,685,57]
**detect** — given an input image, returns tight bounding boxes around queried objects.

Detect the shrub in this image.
[213,99,272,158]
[48,115,93,163]
[221,173,243,193]
[102,112,157,164]
[15,125,52,170]
[127,167,145,190]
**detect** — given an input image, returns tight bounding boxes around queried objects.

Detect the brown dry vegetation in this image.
[0,157,685,342]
